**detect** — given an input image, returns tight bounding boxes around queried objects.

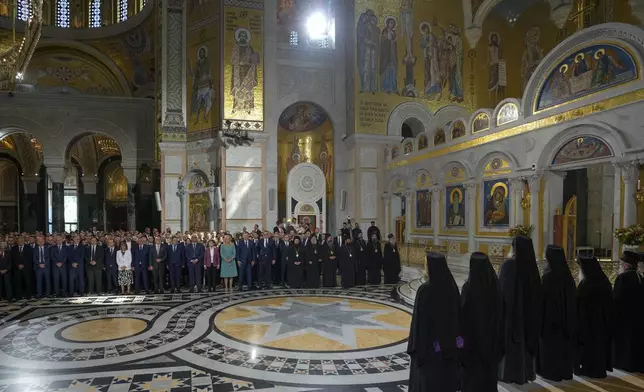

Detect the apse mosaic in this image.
[552,136,613,165]
[445,185,465,227]
[483,178,510,227]
[278,102,329,132]
[536,44,638,111]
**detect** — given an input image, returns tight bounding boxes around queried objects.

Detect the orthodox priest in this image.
[538,245,576,381]
[287,236,304,288]
[575,255,613,378]
[354,233,367,285]
[322,235,337,287]
[461,252,503,392]
[498,236,542,384]
[408,252,462,392]
[305,236,321,288]
[612,251,644,373]
[339,237,356,288]
[383,234,401,284]
[366,233,383,285]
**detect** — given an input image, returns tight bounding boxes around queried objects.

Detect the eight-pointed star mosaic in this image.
[222,298,408,349]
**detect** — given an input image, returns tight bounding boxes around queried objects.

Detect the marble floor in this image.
[0,284,643,392]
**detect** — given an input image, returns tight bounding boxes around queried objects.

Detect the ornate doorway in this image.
[287,163,326,233]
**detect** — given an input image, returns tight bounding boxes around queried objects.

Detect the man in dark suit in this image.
[50,234,68,297]
[236,232,255,291]
[67,235,85,296]
[257,231,277,289]
[167,236,184,293]
[32,235,51,298]
[104,238,118,294]
[85,236,104,295]
[132,236,150,294]
[11,236,33,299]
[279,234,292,287]
[0,242,12,301]
[149,236,167,294]
[185,234,204,292]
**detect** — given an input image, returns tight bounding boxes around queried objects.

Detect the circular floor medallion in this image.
[213,296,411,352]
[61,317,148,342]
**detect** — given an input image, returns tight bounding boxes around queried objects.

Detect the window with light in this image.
[89,0,101,28]
[56,0,70,28]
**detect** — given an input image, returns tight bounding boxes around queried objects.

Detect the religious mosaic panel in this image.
[472,112,490,133]
[403,141,413,155]
[433,128,446,145]
[536,44,638,112]
[552,136,613,165]
[415,170,431,189]
[483,178,510,227]
[187,0,220,133]
[415,189,431,228]
[417,134,428,150]
[224,0,264,129]
[496,102,519,126]
[444,165,466,184]
[451,121,466,139]
[445,185,465,227]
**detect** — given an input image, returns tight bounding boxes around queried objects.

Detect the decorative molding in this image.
[162,4,186,128]
[278,66,334,101]
[158,142,187,153]
[221,119,264,132]
[344,133,400,150]
[223,0,264,9]
[464,26,482,49]
[615,160,640,182]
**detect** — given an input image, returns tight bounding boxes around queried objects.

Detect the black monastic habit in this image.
[354,239,367,285]
[366,239,383,285]
[383,242,401,284]
[322,242,337,287]
[305,243,321,288]
[287,242,304,288]
[407,252,462,392]
[538,245,576,381]
[339,243,356,288]
[498,235,541,385]
[461,252,504,392]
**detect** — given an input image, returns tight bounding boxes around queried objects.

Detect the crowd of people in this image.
[407,236,644,392]
[0,219,403,301]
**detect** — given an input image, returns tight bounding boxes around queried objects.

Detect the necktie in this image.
[246,240,248,248]
[157,245,159,253]
[173,245,176,252]
[264,239,267,247]
[40,247,43,263]
[19,246,22,253]
[59,245,62,252]
[92,246,95,260]
[74,244,76,251]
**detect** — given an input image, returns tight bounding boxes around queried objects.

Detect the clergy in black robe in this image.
[383,234,401,284]
[575,255,613,378]
[287,237,304,288]
[461,252,504,392]
[538,245,576,381]
[408,252,462,392]
[305,237,321,288]
[353,234,367,285]
[498,235,541,385]
[339,237,356,288]
[366,235,383,285]
[367,221,381,241]
[322,236,337,287]
[612,251,644,373]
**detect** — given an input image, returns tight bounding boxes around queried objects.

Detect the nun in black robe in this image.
[322,236,337,287]
[305,237,321,288]
[339,238,356,288]
[383,234,401,284]
[408,252,462,392]
[538,245,576,381]
[287,237,304,289]
[498,235,542,385]
[612,251,644,373]
[461,252,504,392]
[366,236,383,285]
[353,234,367,285]
[575,255,613,378]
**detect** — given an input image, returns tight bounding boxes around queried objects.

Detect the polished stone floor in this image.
[0,285,643,392]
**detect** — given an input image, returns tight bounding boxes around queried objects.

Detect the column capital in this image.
[465,181,478,190]
[430,186,442,194]
[381,193,391,202]
[527,170,543,187]
[47,166,66,184]
[614,160,640,182]
[509,177,526,187]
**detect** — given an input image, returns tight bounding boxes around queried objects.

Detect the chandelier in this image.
[221,119,254,148]
[0,0,43,91]
[97,137,121,154]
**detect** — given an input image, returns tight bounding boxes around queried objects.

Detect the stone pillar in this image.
[510,177,525,227]
[620,161,639,227]
[177,180,187,232]
[48,166,66,233]
[160,0,187,134]
[528,172,542,258]
[586,166,604,249]
[382,193,390,237]
[466,182,477,253]
[431,187,441,246]
[404,190,412,243]
[80,176,99,231]
[544,171,566,245]
[123,167,138,232]
[208,184,217,232]
[21,175,41,233]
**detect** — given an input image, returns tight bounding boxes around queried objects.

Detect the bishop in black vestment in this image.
[287,237,304,288]
[408,252,462,392]
[498,235,541,385]
[383,233,401,284]
[575,255,613,378]
[305,236,321,288]
[612,251,644,373]
[461,252,503,392]
[322,235,337,287]
[366,235,383,285]
[353,233,367,285]
[538,245,576,381]
[339,237,356,288]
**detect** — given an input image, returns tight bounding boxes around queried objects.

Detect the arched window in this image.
[56,0,70,27]
[47,165,79,233]
[17,0,31,21]
[89,0,101,28]
[117,0,128,22]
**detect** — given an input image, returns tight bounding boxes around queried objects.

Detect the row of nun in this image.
[407,235,644,392]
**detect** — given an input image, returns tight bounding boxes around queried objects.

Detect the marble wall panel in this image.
[360,172,377,219]
[164,155,183,175]
[226,146,262,168]
[164,176,181,220]
[225,170,262,220]
[360,147,378,168]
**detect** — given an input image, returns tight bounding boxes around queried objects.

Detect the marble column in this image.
[21,175,41,233]
[177,180,187,232]
[208,184,217,232]
[544,171,566,245]
[510,177,525,227]
[620,161,639,227]
[382,193,390,237]
[466,182,477,252]
[430,187,441,246]
[528,172,542,258]
[123,168,138,232]
[80,176,99,230]
[404,189,412,243]
[48,166,66,233]
[160,0,187,134]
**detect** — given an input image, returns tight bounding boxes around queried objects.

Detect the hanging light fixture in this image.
[221,120,254,149]
[0,0,44,91]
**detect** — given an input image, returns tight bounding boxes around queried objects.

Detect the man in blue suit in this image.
[50,234,68,297]
[185,234,204,292]
[32,235,51,298]
[237,232,255,291]
[68,235,85,296]
[167,236,185,293]
[132,236,150,294]
[257,231,277,289]
[104,238,118,294]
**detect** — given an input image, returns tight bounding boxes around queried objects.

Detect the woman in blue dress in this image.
[219,234,238,292]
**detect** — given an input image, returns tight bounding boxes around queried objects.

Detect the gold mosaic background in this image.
[223,1,264,124]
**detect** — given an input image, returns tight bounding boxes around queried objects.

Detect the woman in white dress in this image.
[117,242,133,295]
